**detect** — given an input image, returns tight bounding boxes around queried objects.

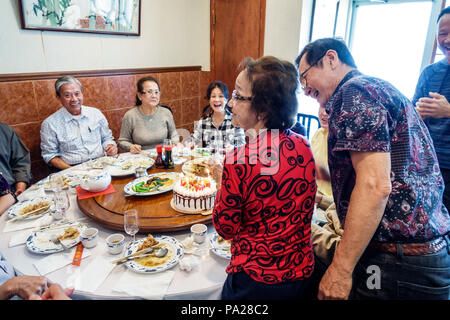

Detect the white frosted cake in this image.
[173,175,217,212]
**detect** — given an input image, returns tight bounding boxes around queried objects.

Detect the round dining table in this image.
[0,152,229,300]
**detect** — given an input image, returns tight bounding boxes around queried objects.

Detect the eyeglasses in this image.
[231,90,252,102]
[141,90,160,96]
[299,53,326,91]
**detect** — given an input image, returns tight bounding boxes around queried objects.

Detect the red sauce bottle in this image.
[155,145,165,168]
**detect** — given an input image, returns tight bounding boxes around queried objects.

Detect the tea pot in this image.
[80,170,111,192]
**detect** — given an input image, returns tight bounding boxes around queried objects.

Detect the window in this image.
[298,0,445,117]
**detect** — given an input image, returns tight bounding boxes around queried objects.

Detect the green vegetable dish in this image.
[131,177,171,193]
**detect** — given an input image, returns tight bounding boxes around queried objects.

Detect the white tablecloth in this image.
[0,154,228,300]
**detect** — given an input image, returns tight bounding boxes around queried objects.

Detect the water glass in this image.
[124,209,139,243]
[53,190,70,219]
[49,173,64,193]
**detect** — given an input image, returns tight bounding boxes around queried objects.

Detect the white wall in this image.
[0,0,210,74]
[264,0,304,64]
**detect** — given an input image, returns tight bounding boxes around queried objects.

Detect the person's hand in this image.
[207,158,224,188]
[14,182,27,196]
[318,262,353,300]
[3,276,50,300]
[129,144,142,154]
[32,284,73,300]
[315,193,323,204]
[415,92,450,119]
[105,144,118,156]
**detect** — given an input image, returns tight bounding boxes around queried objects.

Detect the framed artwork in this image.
[18,0,141,36]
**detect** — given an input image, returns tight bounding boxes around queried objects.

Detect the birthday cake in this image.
[172,175,217,212]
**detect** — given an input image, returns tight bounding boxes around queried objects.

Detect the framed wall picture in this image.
[18,0,141,36]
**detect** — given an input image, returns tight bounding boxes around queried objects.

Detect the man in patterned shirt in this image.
[296,38,450,300]
[40,76,117,170]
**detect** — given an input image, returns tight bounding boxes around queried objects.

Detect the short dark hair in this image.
[295,37,357,69]
[136,76,160,106]
[241,56,299,131]
[438,6,450,22]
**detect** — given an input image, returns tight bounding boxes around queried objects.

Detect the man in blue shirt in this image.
[40,76,117,170]
[413,6,450,210]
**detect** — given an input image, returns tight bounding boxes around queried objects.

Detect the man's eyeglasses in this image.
[231,90,252,102]
[299,53,326,91]
[142,90,160,96]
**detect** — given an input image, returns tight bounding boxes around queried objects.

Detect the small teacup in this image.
[190,223,207,244]
[80,227,99,248]
[106,234,125,255]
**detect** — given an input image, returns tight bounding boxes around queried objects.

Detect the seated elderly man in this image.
[40,76,117,170]
[0,122,31,195]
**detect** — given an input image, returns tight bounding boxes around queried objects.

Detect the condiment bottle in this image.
[155,145,165,169]
[164,145,174,169]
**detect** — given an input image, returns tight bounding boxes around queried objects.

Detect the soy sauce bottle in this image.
[155,145,165,169]
[164,145,174,169]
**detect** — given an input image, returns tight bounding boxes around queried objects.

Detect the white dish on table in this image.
[7,196,54,221]
[124,235,184,274]
[26,225,86,254]
[123,172,180,196]
[105,157,155,177]
[209,232,231,260]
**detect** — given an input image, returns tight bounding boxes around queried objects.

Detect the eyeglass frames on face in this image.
[141,90,160,96]
[231,90,252,102]
[299,53,326,91]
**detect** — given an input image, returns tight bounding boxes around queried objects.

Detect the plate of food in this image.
[41,174,80,191]
[105,157,155,177]
[124,172,180,196]
[26,225,86,254]
[7,196,53,221]
[124,234,184,274]
[209,232,231,259]
[90,156,119,169]
[182,158,213,178]
[192,148,213,158]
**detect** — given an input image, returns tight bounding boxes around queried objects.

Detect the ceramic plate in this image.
[209,232,231,259]
[123,172,180,196]
[90,156,119,169]
[124,235,184,274]
[26,225,86,254]
[105,157,155,177]
[41,172,82,191]
[7,196,54,221]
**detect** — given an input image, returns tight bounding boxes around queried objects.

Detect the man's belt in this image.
[369,237,447,256]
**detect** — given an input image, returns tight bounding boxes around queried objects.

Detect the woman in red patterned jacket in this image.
[213,56,317,300]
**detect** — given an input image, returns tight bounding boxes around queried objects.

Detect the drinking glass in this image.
[124,209,139,243]
[53,190,70,219]
[49,173,64,193]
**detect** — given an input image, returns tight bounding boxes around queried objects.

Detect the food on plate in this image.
[173,175,217,212]
[134,243,172,268]
[19,201,51,216]
[57,227,80,241]
[137,233,159,252]
[217,235,231,246]
[131,174,175,193]
[184,159,212,177]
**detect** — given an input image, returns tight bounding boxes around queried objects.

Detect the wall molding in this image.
[0,66,202,82]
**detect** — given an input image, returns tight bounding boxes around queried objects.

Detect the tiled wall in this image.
[0,69,212,183]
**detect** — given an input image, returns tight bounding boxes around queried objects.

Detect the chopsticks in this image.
[33,217,88,232]
[7,205,51,223]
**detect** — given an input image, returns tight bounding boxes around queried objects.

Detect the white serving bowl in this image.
[80,170,111,192]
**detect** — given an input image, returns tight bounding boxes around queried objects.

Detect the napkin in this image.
[179,255,200,272]
[73,256,116,293]
[75,184,115,199]
[112,270,175,300]
[34,248,92,275]
[8,231,31,247]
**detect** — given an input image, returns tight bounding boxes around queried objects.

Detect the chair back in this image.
[297,113,321,140]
